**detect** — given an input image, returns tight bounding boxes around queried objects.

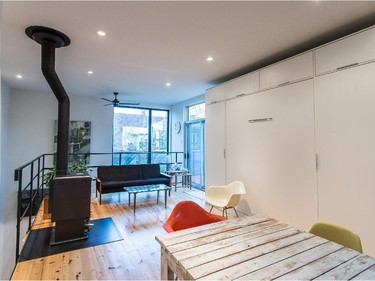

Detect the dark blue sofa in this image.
[96,164,171,204]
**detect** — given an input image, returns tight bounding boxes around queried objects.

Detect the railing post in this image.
[16,170,22,263]
[37,158,41,206]
[28,162,34,230]
[42,155,45,195]
[42,155,46,191]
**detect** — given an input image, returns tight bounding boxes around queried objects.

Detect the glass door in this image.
[186,119,205,190]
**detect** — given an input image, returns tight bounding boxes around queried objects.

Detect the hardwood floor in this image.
[12,187,236,280]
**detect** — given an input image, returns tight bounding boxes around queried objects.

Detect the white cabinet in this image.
[315,62,375,257]
[225,93,263,215]
[205,85,225,105]
[205,102,226,187]
[204,25,375,255]
[225,71,259,100]
[316,27,375,75]
[226,80,317,231]
[260,51,313,90]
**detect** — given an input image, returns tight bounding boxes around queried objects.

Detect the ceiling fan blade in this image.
[102,93,139,106]
[101,97,113,102]
[118,102,140,106]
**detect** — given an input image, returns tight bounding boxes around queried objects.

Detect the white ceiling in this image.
[2,1,375,106]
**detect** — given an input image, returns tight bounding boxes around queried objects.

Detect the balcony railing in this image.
[13,151,184,263]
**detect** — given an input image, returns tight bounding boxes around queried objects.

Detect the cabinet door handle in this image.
[336,62,359,71]
[277,81,290,87]
[248,118,273,123]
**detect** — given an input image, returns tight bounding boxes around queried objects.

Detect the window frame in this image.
[112,105,170,164]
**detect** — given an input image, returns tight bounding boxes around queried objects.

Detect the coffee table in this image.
[124,184,171,213]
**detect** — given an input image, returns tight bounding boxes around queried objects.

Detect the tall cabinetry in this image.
[314,27,375,257]
[226,80,317,230]
[205,71,260,187]
[205,86,226,187]
[206,25,375,256]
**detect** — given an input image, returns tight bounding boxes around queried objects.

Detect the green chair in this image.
[309,221,363,253]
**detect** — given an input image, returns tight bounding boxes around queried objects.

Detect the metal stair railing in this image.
[13,151,184,263]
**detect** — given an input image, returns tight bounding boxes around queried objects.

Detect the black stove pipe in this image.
[26,26,71,176]
[41,41,70,176]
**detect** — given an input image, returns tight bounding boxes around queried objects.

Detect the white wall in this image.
[7,89,113,167]
[7,89,171,168]
[0,4,13,277]
[1,81,11,279]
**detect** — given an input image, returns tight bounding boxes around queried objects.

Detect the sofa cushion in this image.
[100,180,126,189]
[100,186,125,194]
[140,177,170,186]
[123,179,150,187]
[97,166,122,181]
[142,164,160,179]
[123,178,169,187]
[121,165,142,180]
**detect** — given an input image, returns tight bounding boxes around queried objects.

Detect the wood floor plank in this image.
[12,187,225,280]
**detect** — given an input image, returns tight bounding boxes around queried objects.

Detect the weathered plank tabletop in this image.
[155,214,375,280]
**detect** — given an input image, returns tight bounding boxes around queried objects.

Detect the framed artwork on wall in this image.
[54,120,91,164]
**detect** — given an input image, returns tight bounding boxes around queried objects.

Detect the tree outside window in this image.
[113,107,169,165]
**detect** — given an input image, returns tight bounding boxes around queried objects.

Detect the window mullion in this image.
[148,109,152,164]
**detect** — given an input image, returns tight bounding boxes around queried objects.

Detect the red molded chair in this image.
[163,201,226,232]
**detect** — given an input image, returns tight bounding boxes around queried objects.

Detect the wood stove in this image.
[26,26,92,245]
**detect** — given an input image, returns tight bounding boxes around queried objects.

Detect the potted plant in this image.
[43,159,88,187]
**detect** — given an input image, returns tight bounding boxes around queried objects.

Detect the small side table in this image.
[166,170,189,191]
[182,173,192,190]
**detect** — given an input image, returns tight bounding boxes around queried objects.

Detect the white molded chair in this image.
[205,181,246,218]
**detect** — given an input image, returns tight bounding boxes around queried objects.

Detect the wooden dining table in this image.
[155,214,375,280]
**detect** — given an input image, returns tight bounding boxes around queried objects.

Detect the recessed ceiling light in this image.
[206,56,213,62]
[166,82,171,87]
[97,30,106,36]
[16,74,23,79]
[87,70,93,75]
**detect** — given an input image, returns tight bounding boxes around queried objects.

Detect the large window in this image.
[113,107,169,165]
[188,102,205,120]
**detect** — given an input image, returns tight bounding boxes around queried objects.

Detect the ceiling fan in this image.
[101,92,140,106]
